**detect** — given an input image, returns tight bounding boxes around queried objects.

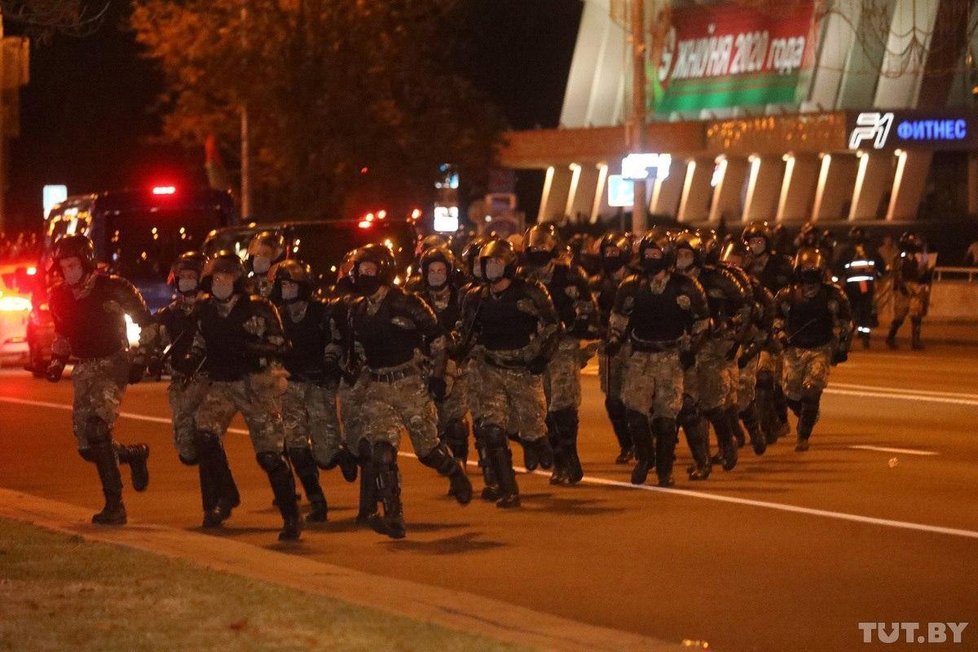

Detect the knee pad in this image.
[756,370,775,391]
[604,398,626,420]
[372,441,397,467]
[178,453,199,466]
[550,408,578,437]
[677,394,700,424]
[625,409,650,434]
[287,446,317,472]
[356,438,372,463]
[78,448,97,463]
[800,386,822,408]
[84,417,111,447]
[256,451,288,474]
[481,424,507,448]
[651,417,678,445]
[193,430,221,451]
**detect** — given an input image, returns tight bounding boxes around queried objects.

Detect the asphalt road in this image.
[2,344,977,651]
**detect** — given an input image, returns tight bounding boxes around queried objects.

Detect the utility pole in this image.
[629,0,647,235]
[240,6,251,220]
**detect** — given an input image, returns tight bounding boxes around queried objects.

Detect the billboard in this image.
[847,111,978,151]
[650,1,819,114]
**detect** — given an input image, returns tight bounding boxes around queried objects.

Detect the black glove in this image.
[427,376,447,401]
[603,338,622,358]
[146,355,164,380]
[832,349,849,365]
[45,359,66,383]
[737,353,751,369]
[128,358,147,385]
[527,356,548,375]
[680,350,696,370]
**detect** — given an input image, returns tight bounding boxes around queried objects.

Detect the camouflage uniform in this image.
[622,349,684,419]
[361,367,441,456]
[195,370,287,454]
[70,351,130,449]
[470,355,548,440]
[781,345,833,398]
[167,377,209,461]
[282,380,343,466]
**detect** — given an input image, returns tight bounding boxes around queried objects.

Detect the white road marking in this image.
[848,445,939,456]
[824,388,978,406]
[3,394,976,541]
[831,382,978,400]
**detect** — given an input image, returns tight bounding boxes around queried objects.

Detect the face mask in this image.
[178,278,198,295]
[749,242,766,256]
[64,267,84,286]
[212,280,234,301]
[524,250,552,267]
[280,285,299,302]
[252,255,271,275]
[484,261,506,282]
[356,275,381,296]
[675,253,694,271]
[427,271,448,288]
[602,256,624,273]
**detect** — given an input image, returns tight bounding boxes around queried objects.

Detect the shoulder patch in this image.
[676,295,691,310]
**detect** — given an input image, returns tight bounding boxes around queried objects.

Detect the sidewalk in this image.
[0,488,680,652]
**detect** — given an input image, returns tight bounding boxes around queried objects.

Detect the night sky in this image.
[5,0,583,231]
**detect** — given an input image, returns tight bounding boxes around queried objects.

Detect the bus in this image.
[27,184,237,373]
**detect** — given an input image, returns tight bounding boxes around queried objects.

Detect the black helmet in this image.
[742,220,773,255]
[414,234,450,260]
[247,230,286,274]
[338,248,359,283]
[848,226,867,243]
[352,243,396,295]
[673,230,704,271]
[479,238,518,281]
[271,259,313,304]
[637,227,675,274]
[52,235,97,273]
[698,228,721,265]
[461,235,490,278]
[418,245,457,289]
[203,250,247,294]
[598,232,630,273]
[796,222,820,249]
[167,251,207,288]
[720,239,750,268]
[523,223,560,267]
[793,247,827,284]
[898,231,923,254]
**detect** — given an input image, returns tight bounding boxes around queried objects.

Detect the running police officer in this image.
[185,251,302,541]
[345,244,471,539]
[457,239,560,507]
[154,251,239,528]
[886,232,931,351]
[606,228,710,487]
[245,230,286,298]
[46,234,156,525]
[837,227,884,349]
[773,248,853,451]
[521,224,598,485]
[590,232,635,464]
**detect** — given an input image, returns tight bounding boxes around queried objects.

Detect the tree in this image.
[131,0,505,219]
[1,0,111,41]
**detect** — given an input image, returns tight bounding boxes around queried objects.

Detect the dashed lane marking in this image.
[3,395,977,540]
[848,445,939,456]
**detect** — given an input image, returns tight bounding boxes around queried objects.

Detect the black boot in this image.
[323,446,359,483]
[114,443,150,492]
[474,424,500,501]
[368,442,406,538]
[911,318,924,350]
[755,371,780,444]
[740,402,767,456]
[551,409,583,484]
[198,463,223,529]
[795,390,822,452]
[443,419,470,464]
[257,452,303,541]
[886,319,902,349]
[605,398,633,463]
[705,407,737,471]
[547,429,569,485]
[83,418,126,525]
[419,442,473,505]
[194,431,239,527]
[773,384,790,432]
[627,410,654,485]
[484,426,520,508]
[289,447,327,522]
[355,439,377,524]
[652,417,678,487]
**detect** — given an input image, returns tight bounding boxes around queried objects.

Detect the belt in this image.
[368,367,418,383]
[630,337,680,353]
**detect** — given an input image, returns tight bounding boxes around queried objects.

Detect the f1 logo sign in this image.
[849,112,894,149]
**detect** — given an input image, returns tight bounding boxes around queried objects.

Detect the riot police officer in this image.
[773,248,853,451]
[886,232,931,350]
[457,239,560,506]
[590,232,635,464]
[186,251,302,541]
[246,230,286,298]
[271,259,354,523]
[606,228,710,487]
[838,227,884,348]
[521,224,598,485]
[345,244,472,539]
[154,251,240,528]
[46,235,157,525]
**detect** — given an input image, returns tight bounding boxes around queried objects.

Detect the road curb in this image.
[0,488,681,652]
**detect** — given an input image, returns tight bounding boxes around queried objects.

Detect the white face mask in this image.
[280,285,299,301]
[64,267,84,286]
[749,241,766,256]
[484,261,506,282]
[252,256,271,275]
[212,280,234,300]
[178,278,198,294]
[427,271,448,288]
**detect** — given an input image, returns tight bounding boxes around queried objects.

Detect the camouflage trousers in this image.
[167,375,209,462]
[621,349,683,420]
[195,372,285,455]
[282,380,343,467]
[543,337,582,412]
[781,345,833,400]
[598,343,629,401]
[71,351,129,450]
[684,338,735,412]
[737,355,759,412]
[893,281,927,320]
[337,371,368,451]
[360,369,440,456]
[436,360,469,431]
[469,356,547,441]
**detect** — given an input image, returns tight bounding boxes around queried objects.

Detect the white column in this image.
[590,163,610,223]
[649,158,687,218]
[538,166,574,223]
[677,158,714,223]
[776,154,819,222]
[709,156,749,224]
[743,156,786,222]
[812,153,858,221]
[849,153,893,220]
[887,150,933,220]
[567,163,600,222]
